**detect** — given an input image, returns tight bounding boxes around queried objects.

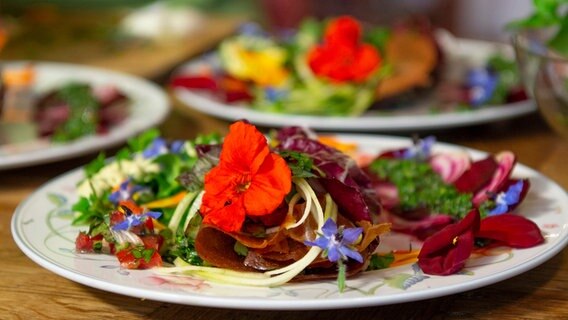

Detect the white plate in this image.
[173,34,535,131]
[0,62,169,170]
[11,135,568,310]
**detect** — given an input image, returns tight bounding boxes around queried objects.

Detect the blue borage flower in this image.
[265,87,288,103]
[170,140,186,154]
[305,218,363,292]
[143,138,169,158]
[489,180,525,216]
[143,137,187,158]
[466,68,498,106]
[112,210,162,231]
[108,180,150,204]
[305,218,363,263]
[399,136,436,160]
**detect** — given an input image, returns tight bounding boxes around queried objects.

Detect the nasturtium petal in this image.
[221,121,269,173]
[244,153,291,216]
[202,197,246,233]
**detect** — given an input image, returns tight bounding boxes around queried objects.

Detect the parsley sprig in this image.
[370,158,473,219]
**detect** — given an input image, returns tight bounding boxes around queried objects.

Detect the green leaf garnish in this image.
[367,252,395,271]
[279,150,318,178]
[370,158,473,218]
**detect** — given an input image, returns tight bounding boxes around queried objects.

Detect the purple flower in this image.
[466,68,498,106]
[489,180,525,216]
[108,180,149,204]
[265,87,287,102]
[305,218,363,263]
[142,138,168,158]
[400,136,436,160]
[170,140,186,154]
[112,211,162,231]
[238,22,267,37]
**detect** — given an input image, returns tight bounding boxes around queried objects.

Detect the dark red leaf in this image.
[453,156,498,193]
[418,209,480,275]
[477,214,544,248]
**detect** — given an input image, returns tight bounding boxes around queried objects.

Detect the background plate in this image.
[0,61,169,170]
[173,34,535,132]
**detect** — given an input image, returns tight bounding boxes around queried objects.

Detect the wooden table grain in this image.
[2,15,568,317]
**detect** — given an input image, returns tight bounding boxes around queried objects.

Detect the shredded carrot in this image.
[318,136,358,154]
[390,249,420,268]
[144,191,187,209]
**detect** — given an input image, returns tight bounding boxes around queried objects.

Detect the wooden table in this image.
[1,106,567,319]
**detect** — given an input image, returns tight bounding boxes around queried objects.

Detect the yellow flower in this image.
[220,36,289,87]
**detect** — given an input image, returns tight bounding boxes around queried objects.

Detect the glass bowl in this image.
[513,30,568,139]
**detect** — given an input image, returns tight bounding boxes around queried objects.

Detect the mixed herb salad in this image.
[72,121,544,290]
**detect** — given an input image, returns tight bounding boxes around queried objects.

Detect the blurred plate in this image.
[173,33,535,132]
[0,62,169,170]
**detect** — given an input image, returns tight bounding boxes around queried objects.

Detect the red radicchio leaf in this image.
[476,214,544,248]
[418,209,480,275]
[453,156,498,194]
[276,127,380,223]
[473,151,517,205]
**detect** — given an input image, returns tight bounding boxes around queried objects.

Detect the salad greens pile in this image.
[73,129,220,264]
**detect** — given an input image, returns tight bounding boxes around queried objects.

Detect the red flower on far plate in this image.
[307,16,381,83]
[200,121,292,233]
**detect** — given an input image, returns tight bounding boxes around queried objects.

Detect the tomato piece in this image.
[75,232,94,253]
[109,210,125,226]
[141,234,164,251]
[139,251,163,269]
[115,249,140,269]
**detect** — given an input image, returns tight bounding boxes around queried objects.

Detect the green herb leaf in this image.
[279,150,317,178]
[370,158,473,218]
[233,241,249,257]
[52,83,100,142]
[84,153,106,178]
[165,234,204,266]
[142,248,155,263]
[131,249,143,259]
[367,252,395,270]
[127,129,160,152]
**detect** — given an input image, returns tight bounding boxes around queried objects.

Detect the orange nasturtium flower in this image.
[200,121,292,233]
[307,16,381,83]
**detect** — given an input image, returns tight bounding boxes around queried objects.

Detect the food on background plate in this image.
[170,15,528,117]
[0,64,130,145]
[72,121,543,291]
